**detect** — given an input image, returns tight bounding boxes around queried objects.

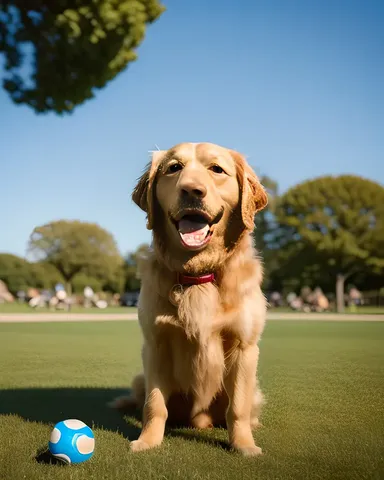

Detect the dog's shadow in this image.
[0,387,141,463]
[0,387,231,461]
[0,387,140,436]
[167,429,230,451]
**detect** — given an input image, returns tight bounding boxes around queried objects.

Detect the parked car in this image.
[120,291,140,307]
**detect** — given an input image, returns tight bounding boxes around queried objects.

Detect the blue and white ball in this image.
[48,419,95,464]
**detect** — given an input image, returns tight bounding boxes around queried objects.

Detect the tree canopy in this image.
[28,220,123,292]
[253,175,281,290]
[0,253,63,294]
[123,243,150,291]
[275,175,384,311]
[0,0,165,114]
[254,175,278,253]
[0,253,33,294]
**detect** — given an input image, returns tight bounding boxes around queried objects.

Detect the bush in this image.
[0,254,33,294]
[71,274,103,294]
[29,262,64,290]
[0,254,64,294]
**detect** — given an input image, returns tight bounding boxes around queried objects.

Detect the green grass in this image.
[346,305,384,314]
[0,303,136,314]
[2,302,383,316]
[0,320,383,480]
[267,306,384,314]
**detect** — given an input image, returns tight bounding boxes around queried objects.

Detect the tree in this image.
[28,261,64,290]
[276,175,384,312]
[123,243,150,291]
[0,253,63,293]
[253,175,284,291]
[101,265,125,293]
[28,220,123,293]
[71,273,103,294]
[0,1,165,114]
[0,253,32,294]
[253,175,279,253]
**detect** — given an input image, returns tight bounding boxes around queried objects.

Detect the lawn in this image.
[2,302,384,316]
[0,303,136,314]
[0,320,383,480]
[267,306,384,315]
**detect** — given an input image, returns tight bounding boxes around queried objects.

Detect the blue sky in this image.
[1,0,383,258]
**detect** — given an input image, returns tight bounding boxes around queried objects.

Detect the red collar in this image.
[176,272,215,286]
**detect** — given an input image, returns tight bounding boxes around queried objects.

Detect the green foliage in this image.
[255,175,384,298]
[274,175,384,308]
[100,265,125,293]
[71,273,103,294]
[276,175,384,276]
[28,220,123,292]
[253,175,280,290]
[0,254,63,294]
[28,261,64,290]
[124,266,140,292]
[0,1,165,114]
[0,253,31,293]
[123,243,150,291]
[254,175,278,253]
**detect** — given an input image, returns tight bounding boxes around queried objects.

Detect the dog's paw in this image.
[130,440,152,453]
[233,444,262,457]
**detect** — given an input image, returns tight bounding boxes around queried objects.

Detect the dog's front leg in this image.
[224,344,262,457]
[130,346,170,453]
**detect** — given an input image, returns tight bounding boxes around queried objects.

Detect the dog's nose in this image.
[179,178,207,199]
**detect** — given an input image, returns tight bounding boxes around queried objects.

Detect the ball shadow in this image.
[35,448,67,466]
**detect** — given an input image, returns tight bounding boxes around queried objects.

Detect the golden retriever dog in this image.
[111,142,268,456]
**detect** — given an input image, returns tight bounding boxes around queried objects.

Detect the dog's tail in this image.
[108,373,146,411]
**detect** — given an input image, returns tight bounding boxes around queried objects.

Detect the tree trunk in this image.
[65,280,72,296]
[336,274,345,313]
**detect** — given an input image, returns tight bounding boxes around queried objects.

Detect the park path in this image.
[0,312,383,323]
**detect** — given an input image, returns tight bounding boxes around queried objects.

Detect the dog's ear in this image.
[231,150,268,230]
[132,150,166,230]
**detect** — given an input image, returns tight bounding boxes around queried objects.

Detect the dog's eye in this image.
[210,165,225,174]
[166,163,183,174]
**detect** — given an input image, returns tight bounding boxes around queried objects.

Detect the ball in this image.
[48,419,95,464]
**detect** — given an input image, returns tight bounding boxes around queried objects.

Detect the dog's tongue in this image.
[178,218,209,246]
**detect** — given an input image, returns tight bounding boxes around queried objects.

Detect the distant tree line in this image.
[0,220,149,297]
[255,174,384,312]
[0,174,383,312]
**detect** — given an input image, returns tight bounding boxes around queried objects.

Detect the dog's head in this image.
[132,142,267,272]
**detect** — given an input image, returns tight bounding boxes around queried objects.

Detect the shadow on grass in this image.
[0,387,143,465]
[0,387,232,459]
[0,387,141,436]
[35,448,68,466]
[167,429,231,451]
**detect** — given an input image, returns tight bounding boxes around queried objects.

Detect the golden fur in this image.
[111,142,268,456]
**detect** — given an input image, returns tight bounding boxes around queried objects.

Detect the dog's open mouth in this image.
[176,213,213,250]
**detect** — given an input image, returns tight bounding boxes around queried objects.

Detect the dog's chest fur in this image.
[166,326,225,409]
[151,282,264,409]
[138,237,266,407]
